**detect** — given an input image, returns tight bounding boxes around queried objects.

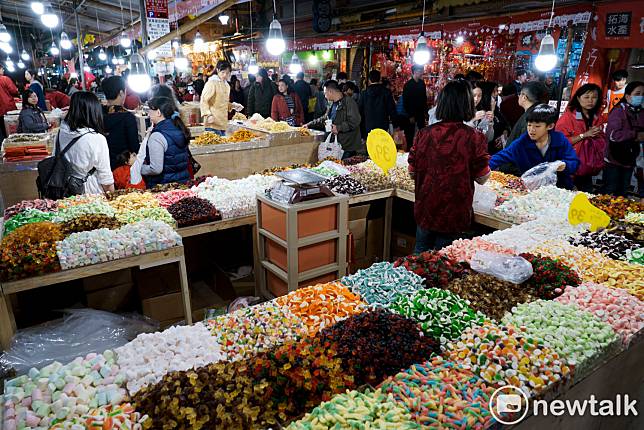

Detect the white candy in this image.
[492,186,584,224]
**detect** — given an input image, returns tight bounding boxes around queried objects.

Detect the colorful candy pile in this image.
[341,155,369,166]
[519,253,581,299]
[0,222,63,281]
[3,209,57,235]
[592,259,644,300]
[502,300,620,375]
[624,212,644,225]
[389,165,415,192]
[489,171,528,192]
[394,251,470,288]
[59,214,122,236]
[347,161,393,192]
[166,196,221,227]
[321,175,367,195]
[56,220,182,269]
[53,201,116,222]
[115,323,225,394]
[589,195,643,220]
[569,231,638,260]
[152,189,196,208]
[341,262,425,308]
[318,310,440,386]
[2,351,127,430]
[445,322,572,396]
[207,301,307,360]
[115,206,176,227]
[108,192,160,213]
[492,185,578,223]
[390,288,486,344]
[105,188,143,201]
[286,388,420,430]
[627,248,644,266]
[555,283,644,347]
[440,237,515,264]
[49,403,148,430]
[149,182,189,193]
[3,198,58,220]
[444,274,534,321]
[56,194,105,209]
[379,357,496,429]
[600,220,644,242]
[528,240,610,282]
[276,283,366,334]
[310,165,342,178]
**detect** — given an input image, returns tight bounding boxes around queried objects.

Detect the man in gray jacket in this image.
[304,80,363,158]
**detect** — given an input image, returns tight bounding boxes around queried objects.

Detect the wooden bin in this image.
[256,193,349,298]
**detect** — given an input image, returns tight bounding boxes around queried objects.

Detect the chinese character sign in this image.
[146,0,172,57]
[146,0,169,19]
[595,0,643,47]
[605,12,631,37]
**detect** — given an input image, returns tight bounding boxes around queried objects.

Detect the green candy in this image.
[4,209,57,235]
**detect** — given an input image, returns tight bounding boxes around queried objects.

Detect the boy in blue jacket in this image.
[489,103,580,189]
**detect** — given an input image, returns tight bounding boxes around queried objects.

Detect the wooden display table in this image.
[0,246,191,350]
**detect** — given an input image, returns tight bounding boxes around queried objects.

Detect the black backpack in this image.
[36,132,94,199]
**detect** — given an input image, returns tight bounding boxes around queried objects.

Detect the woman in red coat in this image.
[271,79,304,126]
[555,83,606,192]
[408,80,491,252]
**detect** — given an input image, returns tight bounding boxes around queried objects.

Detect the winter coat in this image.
[17,106,49,133]
[271,92,304,126]
[144,119,190,187]
[358,83,396,137]
[200,75,231,130]
[293,80,312,112]
[605,102,644,168]
[555,108,607,175]
[0,75,18,116]
[402,78,427,124]
[248,81,276,118]
[308,95,363,153]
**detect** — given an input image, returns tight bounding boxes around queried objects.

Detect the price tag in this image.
[568,193,610,231]
[366,129,397,174]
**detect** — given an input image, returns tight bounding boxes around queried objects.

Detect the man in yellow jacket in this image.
[200,60,242,135]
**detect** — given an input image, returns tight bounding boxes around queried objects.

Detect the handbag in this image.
[317,133,344,161]
[575,136,606,177]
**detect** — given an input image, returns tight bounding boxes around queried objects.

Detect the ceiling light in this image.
[120,32,131,48]
[146,49,157,60]
[17,60,25,69]
[127,52,151,93]
[60,32,72,50]
[266,19,285,56]
[219,14,229,25]
[247,55,258,74]
[455,35,464,44]
[98,48,107,61]
[105,65,112,73]
[5,56,13,67]
[112,57,118,65]
[49,42,59,55]
[174,46,189,70]
[289,53,302,74]
[194,30,204,48]
[535,33,557,72]
[0,42,12,54]
[41,7,59,28]
[21,49,30,61]
[31,2,45,15]
[413,33,430,65]
[6,62,15,72]
[0,23,11,43]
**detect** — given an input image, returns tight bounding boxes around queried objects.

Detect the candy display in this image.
[341,155,369,166]
[286,388,420,430]
[389,165,414,192]
[444,274,535,320]
[569,231,638,260]
[56,220,182,269]
[49,403,148,430]
[193,131,227,145]
[3,199,58,220]
[347,161,393,191]
[108,192,160,213]
[153,189,196,208]
[59,214,123,236]
[503,300,620,375]
[148,182,190,193]
[207,301,307,360]
[528,240,610,282]
[53,201,117,222]
[440,237,515,264]
[105,188,144,201]
[488,171,528,192]
[318,310,440,386]
[2,351,127,430]
[592,259,644,300]
[492,185,579,223]
[519,253,581,299]
[115,323,225,394]
[390,288,486,343]
[193,175,279,219]
[624,212,644,225]
[600,220,644,243]
[56,194,106,209]
[321,175,367,195]
[589,195,643,220]
[167,196,221,227]
[276,283,366,333]
[627,248,644,265]
[225,128,258,142]
[310,165,341,178]
[394,251,470,288]
[0,222,63,281]
[3,209,58,235]
[379,357,496,429]
[444,322,573,396]
[341,262,425,309]
[115,206,176,227]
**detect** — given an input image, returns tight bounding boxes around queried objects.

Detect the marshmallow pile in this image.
[492,186,580,223]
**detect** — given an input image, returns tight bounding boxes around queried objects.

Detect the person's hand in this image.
[331,124,338,135]
[586,126,602,138]
[301,124,309,129]
[494,137,504,149]
[557,163,566,172]
[485,111,494,122]
[474,110,486,121]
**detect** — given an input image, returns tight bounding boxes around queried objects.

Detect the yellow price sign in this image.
[366,128,397,174]
[568,193,610,232]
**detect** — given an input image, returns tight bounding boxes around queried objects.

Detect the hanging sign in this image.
[146,0,169,19]
[568,193,610,231]
[146,0,172,57]
[366,129,396,174]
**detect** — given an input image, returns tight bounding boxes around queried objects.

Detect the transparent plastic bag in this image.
[228,296,262,313]
[473,183,497,214]
[470,250,534,284]
[520,161,565,191]
[0,309,157,376]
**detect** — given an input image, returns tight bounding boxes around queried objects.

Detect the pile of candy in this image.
[589,195,643,220]
[0,222,63,281]
[488,171,528,192]
[49,403,148,430]
[341,155,369,166]
[3,209,57,235]
[152,189,196,208]
[276,283,366,333]
[105,189,143,201]
[529,239,610,282]
[149,183,189,193]
[341,262,425,308]
[492,185,578,223]
[503,300,620,375]
[600,220,644,242]
[56,220,182,269]
[347,161,393,191]
[310,165,342,178]
[519,253,580,299]
[108,193,160,213]
[379,357,496,429]
[286,388,420,430]
[440,237,514,264]
[56,194,106,209]
[115,323,225,394]
[625,212,644,225]
[53,201,116,222]
[627,248,644,265]
[167,196,221,227]
[394,251,470,288]
[3,198,58,219]
[569,231,638,260]
[390,289,486,343]
[444,274,535,320]
[2,351,127,430]
[115,207,176,227]
[389,165,414,192]
[555,283,643,347]
[59,214,122,236]
[322,175,367,195]
[207,301,307,360]
[318,310,440,386]
[445,322,572,396]
[592,259,644,300]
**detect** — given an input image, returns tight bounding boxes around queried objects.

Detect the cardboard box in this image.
[365,218,384,259]
[348,204,370,221]
[142,292,184,322]
[391,231,416,258]
[83,269,133,293]
[136,264,181,300]
[86,283,134,312]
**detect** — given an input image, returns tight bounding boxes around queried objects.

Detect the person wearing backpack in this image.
[51,92,114,195]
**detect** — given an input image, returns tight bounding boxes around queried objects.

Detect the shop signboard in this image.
[146,0,172,57]
[594,0,642,47]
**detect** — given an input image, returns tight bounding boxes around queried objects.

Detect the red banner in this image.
[146,0,169,19]
[594,0,643,48]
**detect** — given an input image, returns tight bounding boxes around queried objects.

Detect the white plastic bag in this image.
[470,250,534,284]
[472,183,497,214]
[520,161,565,191]
[318,133,344,161]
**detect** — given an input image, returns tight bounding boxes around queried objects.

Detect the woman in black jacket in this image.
[247,69,276,118]
[17,90,49,133]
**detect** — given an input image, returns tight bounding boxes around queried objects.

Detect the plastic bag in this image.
[470,250,534,284]
[317,160,350,176]
[472,183,497,214]
[228,296,262,313]
[318,133,344,161]
[0,309,157,376]
[520,161,565,191]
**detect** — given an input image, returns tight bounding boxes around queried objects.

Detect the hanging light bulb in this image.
[31,2,45,15]
[5,56,13,67]
[49,42,59,56]
[6,62,15,72]
[21,49,30,61]
[120,32,131,48]
[455,35,464,44]
[41,6,59,28]
[266,19,285,56]
[98,48,107,61]
[60,32,72,50]
[111,57,118,65]
[308,55,318,65]
[219,14,230,25]
[105,65,112,73]
[289,53,302,74]
[413,33,430,65]
[174,45,188,70]
[194,30,204,49]
[0,42,12,54]
[535,33,557,72]
[172,39,179,49]
[17,60,25,69]
[83,65,90,72]
[70,72,78,78]
[0,23,11,43]
[127,52,151,93]
[117,57,125,65]
[248,55,259,74]
[146,49,157,60]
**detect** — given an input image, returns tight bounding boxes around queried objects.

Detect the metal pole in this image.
[139,0,148,47]
[556,26,575,115]
[73,0,86,90]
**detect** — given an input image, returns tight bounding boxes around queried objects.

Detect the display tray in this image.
[189,137,269,154]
